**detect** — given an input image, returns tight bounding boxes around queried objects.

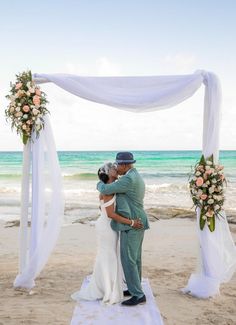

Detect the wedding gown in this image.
[71,195,124,304]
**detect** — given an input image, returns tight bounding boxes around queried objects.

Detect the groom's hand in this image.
[132,219,143,229]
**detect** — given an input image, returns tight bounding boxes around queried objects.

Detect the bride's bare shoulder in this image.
[99,194,114,202]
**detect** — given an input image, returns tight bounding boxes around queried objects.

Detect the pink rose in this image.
[23,105,30,112]
[15,82,22,90]
[196,177,204,187]
[35,88,41,96]
[205,169,212,175]
[200,194,208,200]
[33,95,41,106]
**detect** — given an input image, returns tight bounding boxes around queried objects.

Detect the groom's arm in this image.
[97,175,131,195]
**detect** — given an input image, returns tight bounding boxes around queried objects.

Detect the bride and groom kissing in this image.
[71,152,149,306]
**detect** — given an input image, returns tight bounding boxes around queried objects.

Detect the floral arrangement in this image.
[189,154,226,232]
[5,70,49,145]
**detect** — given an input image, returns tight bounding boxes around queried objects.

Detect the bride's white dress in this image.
[71,195,124,304]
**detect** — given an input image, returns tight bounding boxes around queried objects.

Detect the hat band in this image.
[116,159,136,164]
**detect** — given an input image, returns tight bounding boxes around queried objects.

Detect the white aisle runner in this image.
[70,278,164,325]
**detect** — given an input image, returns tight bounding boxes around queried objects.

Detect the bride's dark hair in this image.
[98,171,109,184]
[98,162,113,184]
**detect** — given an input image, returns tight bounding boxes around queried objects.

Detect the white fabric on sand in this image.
[70,277,164,325]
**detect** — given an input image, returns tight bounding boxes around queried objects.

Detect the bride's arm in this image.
[103,196,143,228]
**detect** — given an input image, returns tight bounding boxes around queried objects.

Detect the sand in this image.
[0,218,236,325]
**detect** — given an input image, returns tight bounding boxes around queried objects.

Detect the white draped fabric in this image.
[70,278,164,325]
[15,70,236,297]
[182,208,236,298]
[14,116,64,289]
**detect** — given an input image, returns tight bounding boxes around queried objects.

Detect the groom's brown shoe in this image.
[123,290,131,297]
[122,295,146,306]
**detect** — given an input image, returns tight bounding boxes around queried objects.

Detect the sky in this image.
[0,0,236,151]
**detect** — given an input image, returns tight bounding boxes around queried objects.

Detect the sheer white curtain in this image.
[14,116,64,289]
[15,70,236,296]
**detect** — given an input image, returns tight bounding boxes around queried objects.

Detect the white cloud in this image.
[96,57,122,76]
[65,57,122,76]
[160,53,197,74]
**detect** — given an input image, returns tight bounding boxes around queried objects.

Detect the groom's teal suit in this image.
[97,168,149,298]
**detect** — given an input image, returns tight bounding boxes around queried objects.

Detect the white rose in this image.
[206,160,212,165]
[206,181,210,185]
[205,166,210,170]
[32,108,39,115]
[22,124,27,130]
[207,199,214,204]
[26,91,31,96]
[29,87,35,93]
[18,122,22,126]
[211,179,217,184]
[35,118,41,125]
[214,204,220,211]
[9,106,15,113]
[209,187,215,194]
[195,171,201,176]
[23,114,28,119]
[16,107,20,112]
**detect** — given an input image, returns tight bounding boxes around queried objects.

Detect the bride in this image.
[71,162,143,304]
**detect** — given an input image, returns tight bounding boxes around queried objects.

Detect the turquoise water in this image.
[0,151,235,221]
[0,150,236,180]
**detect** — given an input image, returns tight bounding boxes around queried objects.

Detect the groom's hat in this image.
[115,152,136,164]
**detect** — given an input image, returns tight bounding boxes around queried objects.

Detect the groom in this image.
[97,152,149,306]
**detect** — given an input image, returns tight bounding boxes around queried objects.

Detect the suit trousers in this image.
[120,229,145,298]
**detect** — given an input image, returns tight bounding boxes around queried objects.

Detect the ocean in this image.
[0,151,235,222]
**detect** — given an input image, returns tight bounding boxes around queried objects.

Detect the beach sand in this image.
[0,218,236,325]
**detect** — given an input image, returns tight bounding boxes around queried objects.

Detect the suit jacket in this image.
[97,168,149,231]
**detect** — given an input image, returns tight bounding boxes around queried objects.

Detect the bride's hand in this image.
[132,219,143,229]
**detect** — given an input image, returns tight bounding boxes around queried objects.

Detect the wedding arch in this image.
[10,70,236,298]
